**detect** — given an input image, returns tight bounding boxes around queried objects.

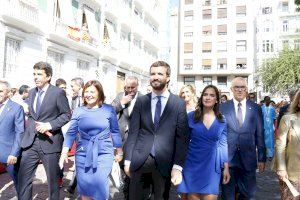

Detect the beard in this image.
[150,80,167,91]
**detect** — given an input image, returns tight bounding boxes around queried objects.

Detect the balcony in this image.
[48,19,100,57]
[184,64,193,70]
[1,0,40,33]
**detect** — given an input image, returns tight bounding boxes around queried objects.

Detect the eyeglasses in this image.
[233,86,247,91]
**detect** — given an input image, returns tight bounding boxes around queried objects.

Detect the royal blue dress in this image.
[178,111,228,195]
[64,104,122,199]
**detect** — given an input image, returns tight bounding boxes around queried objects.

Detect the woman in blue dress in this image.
[178,85,230,200]
[59,80,123,200]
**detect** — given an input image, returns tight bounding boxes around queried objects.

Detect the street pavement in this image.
[0,160,280,200]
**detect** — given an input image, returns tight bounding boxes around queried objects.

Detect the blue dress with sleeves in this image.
[63,104,122,199]
[178,111,228,195]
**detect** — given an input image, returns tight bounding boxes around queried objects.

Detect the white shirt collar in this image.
[38,83,50,93]
[151,89,170,100]
[233,97,247,106]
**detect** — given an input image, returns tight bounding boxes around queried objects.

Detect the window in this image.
[282,2,289,12]
[217,41,227,52]
[184,59,193,70]
[3,37,21,78]
[236,40,247,52]
[262,40,274,52]
[77,59,90,77]
[294,39,300,50]
[236,6,246,16]
[217,0,227,5]
[282,40,289,49]
[283,20,289,32]
[185,0,193,4]
[203,25,212,36]
[202,59,212,70]
[262,7,272,14]
[217,58,227,69]
[203,9,212,19]
[184,32,193,37]
[184,76,195,85]
[236,58,247,69]
[236,23,246,34]
[203,76,212,85]
[263,20,273,32]
[202,42,212,53]
[184,43,193,53]
[47,50,64,80]
[218,24,227,35]
[203,0,211,6]
[217,8,227,18]
[184,10,193,21]
[217,76,227,86]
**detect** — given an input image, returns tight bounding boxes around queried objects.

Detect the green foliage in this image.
[259,49,300,94]
[296,0,300,11]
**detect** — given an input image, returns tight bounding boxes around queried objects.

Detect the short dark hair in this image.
[82,80,105,106]
[55,78,67,87]
[221,94,228,100]
[33,62,53,81]
[150,61,171,76]
[19,85,30,95]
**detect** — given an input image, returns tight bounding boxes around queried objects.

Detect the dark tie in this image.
[36,90,44,116]
[237,102,243,127]
[151,96,161,156]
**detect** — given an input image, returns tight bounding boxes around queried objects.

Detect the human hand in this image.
[115,154,123,163]
[7,155,17,165]
[277,170,288,181]
[171,169,182,186]
[222,167,230,184]
[35,122,51,134]
[59,153,68,169]
[124,165,131,177]
[120,95,133,105]
[257,162,265,172]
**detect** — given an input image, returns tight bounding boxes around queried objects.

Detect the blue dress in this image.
[261,104,276,158]
[178,112,228,195]
[64,104,122,200]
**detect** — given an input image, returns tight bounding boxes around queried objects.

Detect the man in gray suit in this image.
[111,76,142,199]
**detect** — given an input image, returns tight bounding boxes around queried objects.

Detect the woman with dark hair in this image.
[59,80,123,200]
[178,85,230,200]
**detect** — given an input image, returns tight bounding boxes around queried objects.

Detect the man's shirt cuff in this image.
[172,164,183,172]
[124,160,131,166]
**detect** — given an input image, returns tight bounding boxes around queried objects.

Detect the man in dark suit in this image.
[0,80,24,192]
[124,61,190,200]
[18,62,71,200]
[111,76,143,199]
[220,77,266,200]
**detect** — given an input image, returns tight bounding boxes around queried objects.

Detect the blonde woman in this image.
[275,90,300,200]
[179,85,198,113]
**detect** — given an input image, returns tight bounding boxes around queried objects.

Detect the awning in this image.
[218,58,227,64]
[203,25,212,32]
[202,42,212,50]
[236,6,246,14]
[236,58,247,64]
[184,59,193,65]
[84,7,99,39]
[184,43,193,52]
[218,24,227,33]
[57,0,76,27]
[202,59,212,65]
[236,23,246,31]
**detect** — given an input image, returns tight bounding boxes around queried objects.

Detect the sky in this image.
[170,0,179,7]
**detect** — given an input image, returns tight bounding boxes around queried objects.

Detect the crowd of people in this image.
[0,60,299,200]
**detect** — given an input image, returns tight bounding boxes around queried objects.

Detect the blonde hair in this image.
[288,90,300,114]
[179,85,197,103]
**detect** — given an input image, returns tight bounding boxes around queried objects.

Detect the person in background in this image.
[55,78,67,91]
[274,90,300,200]
[59,80,123,200]
[178,85,230,200]
[261,96,277,160]
[278,89,298,126]
[0,80,24,194]
[10,88,18,98]
[179,85,197,113]
[147,85,153,94]
[220,94,228,104]
[220,77,266,200]
[11,85,30,115]
[248,92,256,103]
[18,62,71,200]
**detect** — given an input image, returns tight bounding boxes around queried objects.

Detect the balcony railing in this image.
[236,64,247,69]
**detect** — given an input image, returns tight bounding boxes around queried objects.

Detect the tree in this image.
[259,49,300,94]
[296,0,300,11]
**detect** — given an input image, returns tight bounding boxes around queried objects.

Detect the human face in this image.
[125,80,138,97]
[202,87,217,109]
[220,96,227,103]
[150,66,170,92]
[71,81,81,96]
[84,85,99,107]
[231,78,247,102]
[0,84,10,104]
[181,87,193,103]
[33,69,51,89]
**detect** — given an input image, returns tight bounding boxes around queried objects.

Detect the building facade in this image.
[0,0,170,102]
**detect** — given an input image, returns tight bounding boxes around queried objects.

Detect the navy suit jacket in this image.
[21,84,71,153]
[125,93,190,177]
[220,99,266,171]
[0,99,25,163]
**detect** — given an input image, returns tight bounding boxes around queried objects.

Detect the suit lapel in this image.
[0,99,13,125]
[159,93,173,125]
[30,88,38,119]
[37,84,52,118]
[228,100,239,129]
[145,93,155,130]
[242,100,252,128]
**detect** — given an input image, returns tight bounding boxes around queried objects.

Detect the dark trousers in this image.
[18,138,60,200]
[221,167,257,200]
[129,155,170,200]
